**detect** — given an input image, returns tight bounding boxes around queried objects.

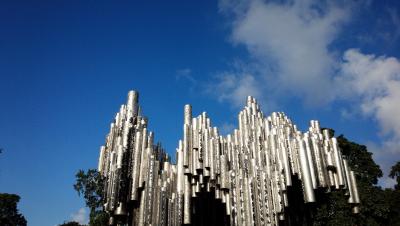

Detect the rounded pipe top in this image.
[184,104,192,125]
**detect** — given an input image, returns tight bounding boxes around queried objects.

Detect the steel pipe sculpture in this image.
[98,90,360,226]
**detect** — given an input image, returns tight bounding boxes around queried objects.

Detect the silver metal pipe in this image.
[298,137,316,202]
[332,138,346,187]
[98,91,359,226]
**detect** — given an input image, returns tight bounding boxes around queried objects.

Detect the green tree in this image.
[58,221,85,226]
[73,169,108,226]
[0,193,27,226]
[389,162,400,190]
[338,135,390,226]
[312,132,390,226]
[385,161,400,226]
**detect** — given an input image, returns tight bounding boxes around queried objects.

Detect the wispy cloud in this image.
[219,122,236,135]
[386,8,400,43]
[213,0,400,186]
[70,207,88,225]
[176,68,198,94]
[176,68,196,83]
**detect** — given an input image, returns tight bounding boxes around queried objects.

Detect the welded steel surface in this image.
[98,91,360,226]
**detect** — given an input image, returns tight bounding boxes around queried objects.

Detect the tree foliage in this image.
[0,193,27,226]
[58,221,85,226]
[74,169,104,211]
[73,169,108,226]
[337,135,382,185]
[311,132,399,226]
[338,135,390,225]
[389,162,400,190]
[386,161,400,226]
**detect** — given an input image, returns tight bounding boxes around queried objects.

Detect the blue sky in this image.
[0,0,399,225]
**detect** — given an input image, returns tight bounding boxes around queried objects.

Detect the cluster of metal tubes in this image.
[98,91,360,226]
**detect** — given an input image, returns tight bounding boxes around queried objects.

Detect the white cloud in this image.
[214,0,400,186]
[210,72,262,107]
[216,0,350,106]
[70,207,88,225]
[381,177,396,188]
[367,141,400,188]
[337,49,400,152]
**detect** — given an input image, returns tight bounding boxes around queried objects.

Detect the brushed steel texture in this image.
[98,91,360,226]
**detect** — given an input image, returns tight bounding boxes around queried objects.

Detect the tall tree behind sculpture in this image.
[73,169,108,226]
[389,162,400,190]
[312,133,389,226]
[386,161,400,226]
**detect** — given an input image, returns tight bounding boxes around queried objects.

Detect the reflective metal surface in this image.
[98,91,360,226]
